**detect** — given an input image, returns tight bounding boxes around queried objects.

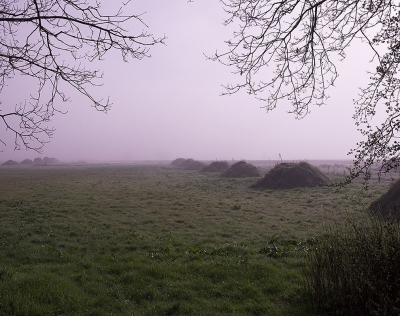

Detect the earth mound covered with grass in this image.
[253,162,329,189]
[171,158,205,170]
[43,157,59,164]
[220,161,261,178]
[369,179,400,218]
[33,157,44,165]
[171,158,186,167]
[2,160,18,166]
[181,159,205,170]
[201,161,229,173]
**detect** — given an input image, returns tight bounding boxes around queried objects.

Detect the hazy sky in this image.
[1,0,379,162]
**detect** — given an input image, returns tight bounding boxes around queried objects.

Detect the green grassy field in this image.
[0,163,391,315]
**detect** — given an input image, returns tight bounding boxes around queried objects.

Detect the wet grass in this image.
[0,164,390,315]
[307,214,400,315]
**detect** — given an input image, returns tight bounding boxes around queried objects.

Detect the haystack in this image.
[20,159,32,165]
[2,160,18,166]
[369,179,400,218]
[253,162,329,189]
[201,161,229,173]
[220,161,261,178]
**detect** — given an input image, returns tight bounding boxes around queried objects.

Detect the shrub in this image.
[306,213,400,316]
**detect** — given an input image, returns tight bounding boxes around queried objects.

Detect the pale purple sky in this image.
[1,0,378,162]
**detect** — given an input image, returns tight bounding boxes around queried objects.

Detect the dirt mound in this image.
[253,162,329,189]
[43,157,59,164]
[220,161,261,178]
[2,160,18,166]
[33,157,43,165]
[171,158,205,170]
[181,159,205,170]
[369,179,400,218]
[171,158,186,167]
[201,161,229,173]
[20,159,33,165]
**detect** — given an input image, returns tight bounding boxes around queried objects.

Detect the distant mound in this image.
[20,159,32,165]
[201,161,229,173]
[181,159,206,170]
[43,157,59,164]
[253,162,329,189]
[171,158,205,170]
[369,179,400,218]
[2,160,18,166]
[171,158,186,167]
[220,161,261,178]
[33,157,43,165]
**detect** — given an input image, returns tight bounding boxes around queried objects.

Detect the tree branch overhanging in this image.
[0,0,165,153]
[212,0,400,183]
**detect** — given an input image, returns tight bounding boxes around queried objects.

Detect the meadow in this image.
[0,163,392,315]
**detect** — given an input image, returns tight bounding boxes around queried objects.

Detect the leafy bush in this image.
[306,213,400,316]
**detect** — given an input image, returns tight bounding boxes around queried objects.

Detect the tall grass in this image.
[306,213,400,316]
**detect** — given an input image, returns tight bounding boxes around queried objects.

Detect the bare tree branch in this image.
[211,0,400,183]
[0,0,165,153]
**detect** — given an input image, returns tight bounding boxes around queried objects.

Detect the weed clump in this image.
[306,214,400,316]
[201,161,229,173]
[220,161,261,178]
[253,162,329,189]
[369,178,400,218]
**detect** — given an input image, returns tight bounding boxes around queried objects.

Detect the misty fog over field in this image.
[2,2,400,314]
[0,0,377,163]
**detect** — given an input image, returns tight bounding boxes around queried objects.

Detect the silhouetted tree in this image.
[211,0,400,182]
[0,0,165,152]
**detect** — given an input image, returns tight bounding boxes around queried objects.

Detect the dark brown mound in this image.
[369,179,400,218]
[201,161,229,173]
[2,160,18,165]
[253,162,329,189]
[20,159,33,164]
[181,159,206,170]
[220,161,261,178]
[171,158,186,167]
